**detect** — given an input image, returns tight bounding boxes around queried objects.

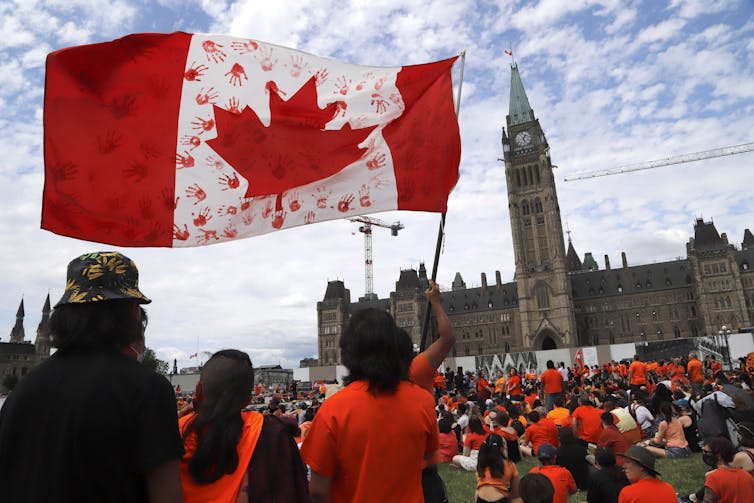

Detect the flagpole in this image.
[419,49,466,352]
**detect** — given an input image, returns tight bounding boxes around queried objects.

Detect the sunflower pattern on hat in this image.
[56,251,151,306]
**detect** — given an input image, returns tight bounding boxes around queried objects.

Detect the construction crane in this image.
[564,141,754,181]
[350,216,404,300]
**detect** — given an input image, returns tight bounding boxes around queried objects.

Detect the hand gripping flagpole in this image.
[419,49,466,352]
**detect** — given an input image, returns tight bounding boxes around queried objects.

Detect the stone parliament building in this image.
[316,64,754,366]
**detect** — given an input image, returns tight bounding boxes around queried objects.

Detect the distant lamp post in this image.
[718,325,732,370]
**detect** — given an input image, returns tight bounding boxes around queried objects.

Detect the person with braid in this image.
[179,350,309,502]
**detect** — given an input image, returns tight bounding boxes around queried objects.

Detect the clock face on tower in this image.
[515,131,531,147]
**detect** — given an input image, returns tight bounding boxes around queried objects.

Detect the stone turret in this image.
[35,293,52,357]
[9,298,25,343]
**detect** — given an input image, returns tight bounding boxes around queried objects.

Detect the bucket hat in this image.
[55,251,151,307]
[616,445,660,476]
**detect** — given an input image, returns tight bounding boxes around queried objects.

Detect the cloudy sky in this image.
[1,0,752,370]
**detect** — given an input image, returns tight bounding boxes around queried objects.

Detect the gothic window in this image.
[640,330,646,341]
[522,168,528,185]
[617,284,623,293]
[691,323,699,337]
[522,200,530,215]
[537,284,549,309]
[674,326,681,338]
[534,198,543,213]
[742,261,749,270]
[609,331,615,344]
[656,328,663,340]
[704,264,711,274]
[651,310,657,321]
[516,169,521,187]
[528,166,534,185]
[504,342,511,353]
[690,305,696,317]
[726,296,732,308]
[535,166,541,184]
[720,263,726,272]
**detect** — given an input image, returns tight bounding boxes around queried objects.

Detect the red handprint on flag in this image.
[180,135,201,150]
[218,172,240,190]
[192,207,212,227]
[271,208,286,229]
[371,93,389,114]
[231,39,258,54]
[184,62,208,81]
[186,184,207,204]
[206,155,225,170]
[173,224,190,241]
[222,224,238,238]
[191,116,215,135]
[175,151,195,169]
[123,161,148,182]
[225,63,248,87]
[217,205,238,216]
[226,96,241,114]
[286,191,301,212]
[366,153,386,170]
[334,76,350,95]
[314,67,329,86]
[337,194,354,212]
[256,47,278,71]
[202,40,227,63]
[286,55,308,78]
[314,186,331,209]
[304,210,315,224]
[262,200,273,219]
[358,185,371,207]
[265,81,287,97]
[97,130,122,154]
[195,87,219,105]
[197,228,219,244]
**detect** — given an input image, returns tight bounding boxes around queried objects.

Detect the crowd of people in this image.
[0,251,753,503]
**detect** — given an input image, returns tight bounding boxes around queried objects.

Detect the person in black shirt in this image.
[0,252,183,503]
[555,425,589,490]
[586,447,629,503]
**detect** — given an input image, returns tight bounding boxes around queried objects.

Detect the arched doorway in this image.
[541,336,556,350]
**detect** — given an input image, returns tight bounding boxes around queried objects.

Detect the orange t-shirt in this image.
[572,405,603,443]
[524,418,559,455]
[179,410,264,503]
[618,477,678,503]
[301,380,438,503]
[629,361,647,385]
[464,431,487,451]
[477,462,519,495]
[619,363,628,377]
[546,406,572,428]
[687,358,703,383]
[409,353,434,393]
[529,465,576,503]
[508,375,522,395]
[705,467,754,502]
[541,369,564,394]
[494,376,507,394]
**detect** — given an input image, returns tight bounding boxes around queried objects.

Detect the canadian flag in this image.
[42,33,461,247]
[574,348,583,368]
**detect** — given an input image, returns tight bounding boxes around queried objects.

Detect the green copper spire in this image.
[508,64,534,126]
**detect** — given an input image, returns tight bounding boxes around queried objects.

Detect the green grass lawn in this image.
[438,453,707,502]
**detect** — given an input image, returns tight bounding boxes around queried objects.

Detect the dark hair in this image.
[50,299,143,350]
[498,411,510,426]
[183,350,254,484]
[528,410,540,423]
[339,308,412,393]
[546,360,555,369]
[601,411,615,425]
[438,417,453,434]
[595,447,628,484]
[520,472,554,503]
[659,401,674,423]
[704,436,736,463]
[558,425,576,444]
[477,434,506,478]
[469,416,486,435]
[553,395,564,408]
[457,402,468,414]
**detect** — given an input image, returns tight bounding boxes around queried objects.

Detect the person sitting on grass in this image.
[519,472,554,503]
[640,401,692,459]
[732,420,754,475]
[687,436,754,503]
[616,445,677,503]
[594,411,630,464]
[528,443,576,503]
[520,410,558,457]
[438,414,458,463]
[586,447,628,503]
[475,433,520,503]
[554,426,588,491]
[572,395,603,445]
[451,416,488,471]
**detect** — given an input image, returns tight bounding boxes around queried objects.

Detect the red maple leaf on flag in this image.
[206,76,377,199]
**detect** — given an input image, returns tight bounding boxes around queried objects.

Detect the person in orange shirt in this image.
[617,446,678,503]
[572,396,603,444]
[475,434,521,502]
[687,352,704,398]
[700,436,754,503]
[180,350,309,502]
[302,308,438,503]
[619,362,628,378]
[507,368,523,401]
[451,416,488,471]
[522,410,559,457]
[628,355,647,395]
[528,443,577,503]
[546,395,572,428]
[541,360,564,412]
[494,370,507,397]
